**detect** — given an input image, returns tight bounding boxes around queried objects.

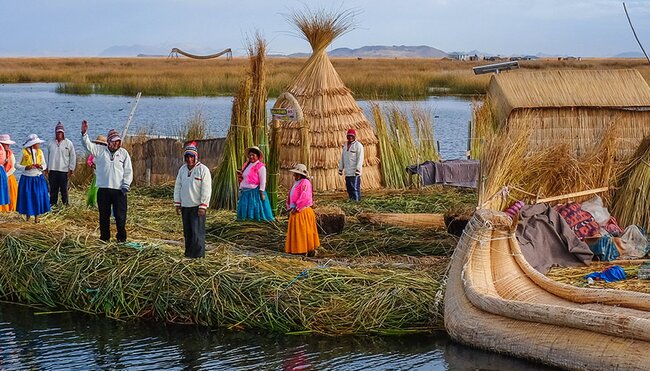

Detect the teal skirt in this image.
[237,187,274,222]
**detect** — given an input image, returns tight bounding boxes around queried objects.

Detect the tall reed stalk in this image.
[372,103,439,188]
[211,78,253,209]
[248,33,269,161]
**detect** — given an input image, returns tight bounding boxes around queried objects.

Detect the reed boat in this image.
[445,209,650,370]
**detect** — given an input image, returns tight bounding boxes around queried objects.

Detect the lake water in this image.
[0,83,473,162]
[0,84,555,370]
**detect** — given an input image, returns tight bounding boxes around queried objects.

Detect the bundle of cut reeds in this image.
[611,138,650,231]
[372,103,440,189]
[211,78,253,210]
[248,32,269,160]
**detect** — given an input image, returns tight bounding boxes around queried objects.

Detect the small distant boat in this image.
[445,209,650,370]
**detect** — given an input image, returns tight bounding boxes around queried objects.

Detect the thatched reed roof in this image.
[488,69,650,125]
[274,8,381,191]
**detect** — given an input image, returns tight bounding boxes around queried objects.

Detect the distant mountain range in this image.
[98,43,648,59]
[287,45,448,58]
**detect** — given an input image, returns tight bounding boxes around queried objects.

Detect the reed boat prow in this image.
[445,209,650,370]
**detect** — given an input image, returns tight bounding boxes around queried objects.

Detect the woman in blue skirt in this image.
[16,134,50,223]
[236,146,274,222]
[0,143,9,207]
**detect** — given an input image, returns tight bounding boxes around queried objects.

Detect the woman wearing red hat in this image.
[338,128,364,201]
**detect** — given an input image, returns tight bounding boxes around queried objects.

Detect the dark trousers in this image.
[97,188,127,242]
[182,206,206,258]
[49,170,69,205]
[345,176,361,201]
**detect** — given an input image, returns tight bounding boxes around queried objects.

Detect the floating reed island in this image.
[0,186,467,335]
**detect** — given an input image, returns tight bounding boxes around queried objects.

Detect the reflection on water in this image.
[0,303,557,370]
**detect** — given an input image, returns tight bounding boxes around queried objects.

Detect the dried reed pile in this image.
[611,139,650,231]
[0,222,446,335]
[547,262,648,292]
[372,103,439,188]
[275,8,382,191]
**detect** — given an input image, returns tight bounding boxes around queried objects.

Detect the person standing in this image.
[46,122,76,206]
[0,140,9,208]
[16,134,50,222]
[81,120,133,242]
[174,142,212,258]
[236,146,274,222]
[0,134,18,212]
[338,128,364,201]
[284,164,320,256]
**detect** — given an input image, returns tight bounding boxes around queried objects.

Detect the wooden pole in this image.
[535,187,609,204]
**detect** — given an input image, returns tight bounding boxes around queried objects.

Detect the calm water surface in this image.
[0,84,555,370]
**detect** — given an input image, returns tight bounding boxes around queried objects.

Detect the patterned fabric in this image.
[604,216,623,236]
[107,129,121,143]
[555,202,600,240]
[184,141,199,159]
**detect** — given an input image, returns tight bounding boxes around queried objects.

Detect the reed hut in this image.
[273,9,381,191]
[486,69,650,159]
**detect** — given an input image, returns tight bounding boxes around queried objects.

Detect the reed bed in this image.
[372,103,440,188]
[0,225,446,335]
[0,186,463,334]
[4,57,649,98]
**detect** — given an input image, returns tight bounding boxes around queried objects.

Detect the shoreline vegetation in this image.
[1,57,649,99]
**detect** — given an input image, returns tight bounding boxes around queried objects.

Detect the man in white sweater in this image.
[81,120,133,242]
[174,142,212,258]
[338,128,364,201]
[46,122,76,206]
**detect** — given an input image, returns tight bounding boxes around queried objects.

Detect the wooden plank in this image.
[535,187,609,204]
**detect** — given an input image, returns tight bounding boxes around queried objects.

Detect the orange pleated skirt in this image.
[0,174,17,212]
[285,207,320,254]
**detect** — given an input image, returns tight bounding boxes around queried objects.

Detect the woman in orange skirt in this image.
[0,134,17,212]
[284,164,320,256]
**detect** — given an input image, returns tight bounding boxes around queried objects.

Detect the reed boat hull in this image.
[445,209,650,370]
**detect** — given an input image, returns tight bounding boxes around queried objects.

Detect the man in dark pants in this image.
[174,142,212,258]
[46,122,76,206]
[338,129,364,201]
[81,121,133,242]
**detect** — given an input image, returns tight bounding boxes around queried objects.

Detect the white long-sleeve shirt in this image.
[47,138,76,172]
[82,133,133,190]
[338,140,364,176]
[174,162,212,209]
[16,148,47,177]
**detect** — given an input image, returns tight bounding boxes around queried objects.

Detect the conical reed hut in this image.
[273,8,382,191]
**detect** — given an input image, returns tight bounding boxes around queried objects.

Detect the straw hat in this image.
[289,163,309,177]
[0,134,16,145]
[92,135,107,145]
[23,134,45,148]
[247,146,262,157]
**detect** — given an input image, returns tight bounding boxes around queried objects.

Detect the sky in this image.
[1,0,649,57]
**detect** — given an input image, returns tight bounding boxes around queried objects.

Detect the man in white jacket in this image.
[46,122,76,206]
[81,120,133,242]
[174,142,212,258]
[338,129,364,201]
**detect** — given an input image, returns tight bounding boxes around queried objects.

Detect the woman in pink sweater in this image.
[285,164,320,256]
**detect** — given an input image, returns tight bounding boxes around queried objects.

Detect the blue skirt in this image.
[237,187,275,222]
[0,167,8,206]
[16,174,51,216]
